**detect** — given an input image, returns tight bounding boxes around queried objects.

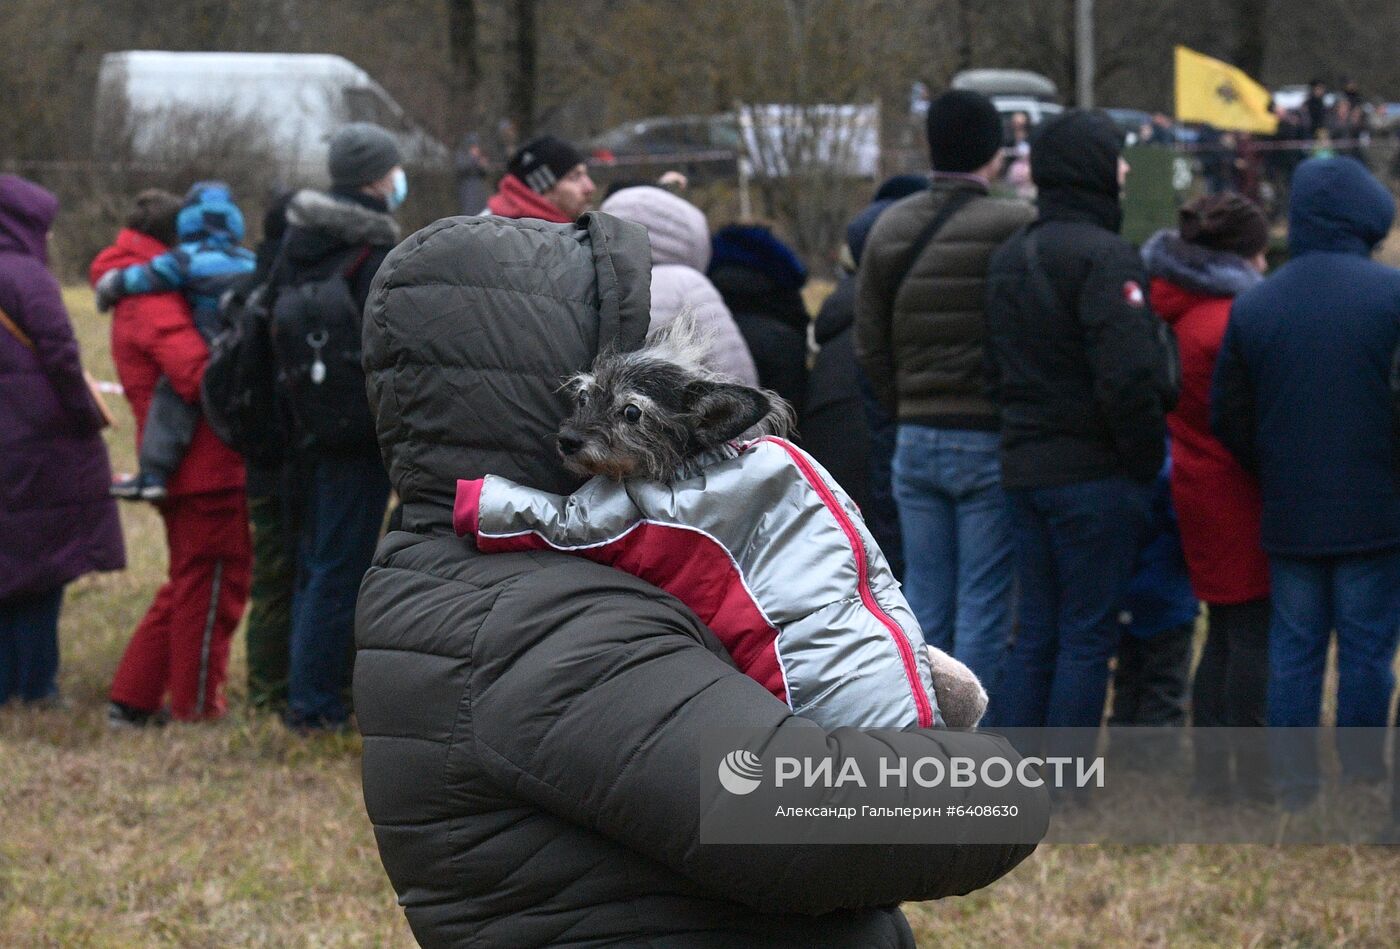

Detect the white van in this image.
[951,69,1064,142]
[94,51,449,181]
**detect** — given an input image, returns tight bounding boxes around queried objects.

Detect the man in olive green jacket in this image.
[855,89,1033,709]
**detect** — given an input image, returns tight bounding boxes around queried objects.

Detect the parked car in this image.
[587,113,742,184]
[991,97,1064,144]
[587,105,880,181]
[951,69,1063,144]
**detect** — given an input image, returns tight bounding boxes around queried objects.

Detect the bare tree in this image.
[1233,0,1270,79]
[508,0,539,137]
[446,0,480,132]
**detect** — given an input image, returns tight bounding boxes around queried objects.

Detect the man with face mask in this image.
[273,121,402,731]
[485,134,596,223]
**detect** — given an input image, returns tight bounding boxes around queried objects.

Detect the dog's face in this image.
[556,351,775,482]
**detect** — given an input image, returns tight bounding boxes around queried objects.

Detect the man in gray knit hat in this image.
[264,121,405,732]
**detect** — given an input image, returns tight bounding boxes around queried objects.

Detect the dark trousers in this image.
[0,586,64,705]
[286,454,390,728]
[1192,598,1271,797]
[996,477,1151,729]
[1109,622,1194,771]
[1110,623,1194,726]
[139,376,201,482]
[246,485,298,711]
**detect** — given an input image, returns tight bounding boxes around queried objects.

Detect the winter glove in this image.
[93,269,125,313]
[927,646,988,729]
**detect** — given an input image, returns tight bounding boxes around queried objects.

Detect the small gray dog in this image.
[556,325,794,482]
[502,319,989,728]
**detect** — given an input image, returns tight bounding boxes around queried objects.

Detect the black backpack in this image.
[201,263,287,467]
[269,246,377,453]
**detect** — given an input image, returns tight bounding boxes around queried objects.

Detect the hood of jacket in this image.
[1287,156,1395,257]
[0,174,58,263]
[600,186,710,271]
[364,211,652,532]
[177,181,247,244]
[709,224,807,292]
[1142,229,1263,316]
[284,189,400,265]
[1031,109,1123,231]
[89,227,169,283]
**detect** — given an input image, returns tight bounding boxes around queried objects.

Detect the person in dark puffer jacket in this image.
[804,173,925,558]
[276,122,402,731]
[356,211,1049,947]
[708,223,811,417]
[857,90,1035,703]
[984,109,1179,732]
[1212,156,1400,802]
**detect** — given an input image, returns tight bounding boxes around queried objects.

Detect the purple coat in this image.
[0,175,124,600]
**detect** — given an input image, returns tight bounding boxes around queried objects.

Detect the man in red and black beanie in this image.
[486,135,595,223]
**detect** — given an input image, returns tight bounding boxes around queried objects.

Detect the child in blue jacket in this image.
[95,181,256,500]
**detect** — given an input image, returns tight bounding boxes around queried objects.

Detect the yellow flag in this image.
[1174,45,1278,134]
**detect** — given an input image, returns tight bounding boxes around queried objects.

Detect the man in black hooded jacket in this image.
[983,109,1178,731]
[356,210,1049,947]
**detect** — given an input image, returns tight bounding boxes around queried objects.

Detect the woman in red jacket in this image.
[1143,194,1270,799]
[92,190,251,725]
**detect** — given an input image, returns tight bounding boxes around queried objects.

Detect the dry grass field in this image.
[1,287,1397,947]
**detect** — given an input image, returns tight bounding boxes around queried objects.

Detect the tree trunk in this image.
[509,0,538,137]
[446,0,479,132]
[956,0,975,72]
[1234,0,1269,78]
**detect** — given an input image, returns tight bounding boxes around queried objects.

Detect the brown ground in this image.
[1,288,1396,947]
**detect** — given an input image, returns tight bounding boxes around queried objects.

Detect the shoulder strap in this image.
[1021,227,1064,319]
[888,188,977,300]
[0,303,36,351]
[344,245,374,279]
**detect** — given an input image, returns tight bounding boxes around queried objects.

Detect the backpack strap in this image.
[1021,227,1064,319]
[344,245,374,279]
[888,188,977,301]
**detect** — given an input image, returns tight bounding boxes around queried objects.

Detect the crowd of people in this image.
[2,90,1398,786]
[4,76,1400,942]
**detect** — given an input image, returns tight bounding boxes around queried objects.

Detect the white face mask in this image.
[387,168,408,211]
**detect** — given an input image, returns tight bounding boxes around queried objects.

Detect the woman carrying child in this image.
[93,189,251,726]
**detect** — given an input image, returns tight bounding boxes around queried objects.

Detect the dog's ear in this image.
[687,381,771,447]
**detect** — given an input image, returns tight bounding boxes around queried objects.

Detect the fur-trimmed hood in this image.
[285,189,400,247]
[1142,228,1262,301]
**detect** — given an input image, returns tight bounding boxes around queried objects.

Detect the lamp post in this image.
[1076,0,1095,108]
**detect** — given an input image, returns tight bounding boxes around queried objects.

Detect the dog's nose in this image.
[558,434,583,456]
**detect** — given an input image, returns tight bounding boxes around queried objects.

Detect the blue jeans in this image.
[0,586,64,705]
[287,455,391,728]
[1267,550,1400,799]
[892,426,1014,698]
[996,477,1151,729]
[860,376,903,581]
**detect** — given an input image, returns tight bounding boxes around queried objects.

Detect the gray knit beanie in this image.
[328,123,403,188]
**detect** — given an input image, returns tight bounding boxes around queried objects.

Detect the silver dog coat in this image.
[454,437,941,729]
